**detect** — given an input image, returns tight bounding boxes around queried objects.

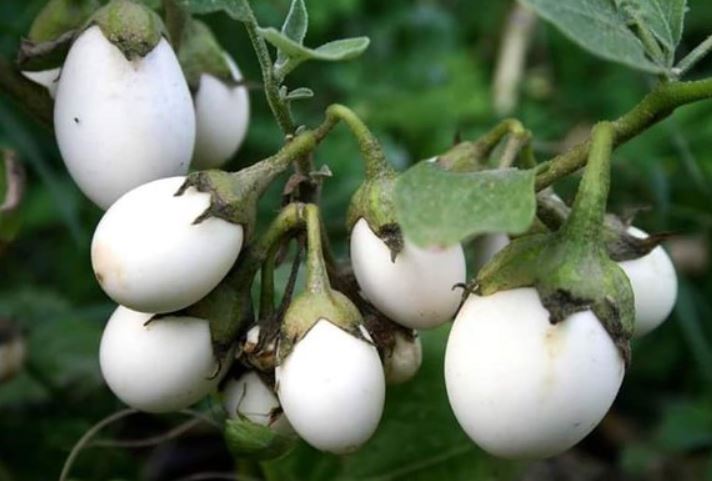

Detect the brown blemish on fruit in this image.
[92,242,124,289]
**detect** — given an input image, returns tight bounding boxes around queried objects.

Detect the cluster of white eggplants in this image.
[39,7,678,460]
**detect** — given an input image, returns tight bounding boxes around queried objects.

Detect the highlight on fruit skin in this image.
[617,226,678,337]
[91,176,244,314]
[276,319,386,454]
[99,306,229,414]
[54,25,195,209]
[444,287,625,460]
[350,218,466,330]
[192,53,250,169]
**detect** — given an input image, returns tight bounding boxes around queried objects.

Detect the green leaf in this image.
[395,161,536,247]
[177,0,249,21]
[224,417,296,460]
[285,87,314,101]
[276,0,309,68]
[281,0,308,44]
[616,0,687,66]
[258,27,369,75]
[520,0,666,73]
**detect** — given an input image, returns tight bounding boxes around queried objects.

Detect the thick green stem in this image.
[535,78,712,190]
[676,34,712,77]
[233,130,317,196]
[559,122,613,249]
[304,204,330,295]
[162,0,189,51]
[439,118,530,171]
[325,104,393,179]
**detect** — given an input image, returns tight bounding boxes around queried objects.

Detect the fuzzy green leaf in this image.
[280,0,308,46]
[629,0,687,65]
[224,418,296,460]
[520,0,667,73]
[285,87,314,101]
[259,27,369,74]
[395,162,536,247]
[177,0,249,21]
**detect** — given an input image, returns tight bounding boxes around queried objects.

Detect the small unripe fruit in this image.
[22,68,60,98]
[54,26,195,209]
[192,54,250,169]
[350,218,466,329]
[276,320,385,454]
[384,331,422,384]
[618,227,677,337]
[445,288,624,459]
[222,372,292,435]
[91,176,243,314]
[99,306,227,413]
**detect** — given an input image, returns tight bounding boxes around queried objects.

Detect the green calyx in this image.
[224,416,296,460]
[90,0,166,60]
[19,0,99,71]
[177,19,234,91]
[346,172,403,259]
[536,191,668,262]
[28,0,100,43]
[279,204,366,361]
[177,131,317,240]
[325,104,403,257]
[476,122,635,362]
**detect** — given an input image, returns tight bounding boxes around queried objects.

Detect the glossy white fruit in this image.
[192,54,250,169]
[618,227,677,337]
[22,68,60,98]
[91,176,243,314]
[445,288,624,459]
[99,306,227,413]
[350,218,466,329]
[222,372,293,435]
[276,320,385,454]
[54,26,195,209]
[384,331,422,384]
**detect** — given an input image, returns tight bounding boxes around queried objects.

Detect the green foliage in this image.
[520,0,687,74]
[224,417,296,460]
[395,162,536,246]
[178,0,250,21]
[1,0,712,479]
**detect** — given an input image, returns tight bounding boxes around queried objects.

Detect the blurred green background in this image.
[1,0,712,480]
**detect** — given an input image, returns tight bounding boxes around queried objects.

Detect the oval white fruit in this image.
[99,306,227,413]
[350,218,466,329]
[384,330,422,384]
[192,54,250,169]
[91,176,243,314]
[22,67,60,98]
[276,320,385,454]
[445,288,624,459]
[222,372,293,435]
[618,227,677,337]
[54,26,195,209]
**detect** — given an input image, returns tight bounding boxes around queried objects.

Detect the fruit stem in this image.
[304,203,331,295]
[236,0,313,175]
[534,78,712,190]
[323,104,394,179]
[233,130,317,197]
[438,118,530,172]
[558,122,614,250]
[162,0,189,51]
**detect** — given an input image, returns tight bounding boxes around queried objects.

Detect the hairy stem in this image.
[559,122,613,250]
[324,104,393,179]
[535,78,712,190]
[304,204,330,294]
